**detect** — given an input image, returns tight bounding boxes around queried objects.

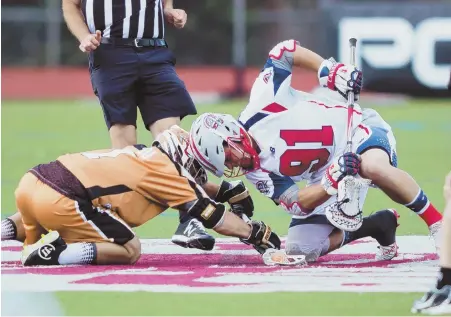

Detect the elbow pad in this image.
[187,198,226,229]
[279,185,312,216]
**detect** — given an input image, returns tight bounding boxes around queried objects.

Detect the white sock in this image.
[1,218,17,241]
[58,243,96,265]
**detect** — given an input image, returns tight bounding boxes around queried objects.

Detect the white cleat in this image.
[429,221,442,254]
[376,242,398,261]
[412,285,451,315]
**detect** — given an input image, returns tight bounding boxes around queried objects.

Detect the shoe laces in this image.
[187,219,205,232]
[23,230,53,254]
[38,230,53,245]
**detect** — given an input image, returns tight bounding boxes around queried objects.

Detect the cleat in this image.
[412,285,451,315]
[373,209,399,261]
[429,221,442,254]
[21,230,67,266]
[376,242,398,261]
[172,218,215,251]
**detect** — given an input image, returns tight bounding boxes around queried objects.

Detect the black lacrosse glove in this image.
[240,220,281,254]
[215,180,254,218]
[322,152,361,195]
[348,69,363,96]
[338,152,361,178]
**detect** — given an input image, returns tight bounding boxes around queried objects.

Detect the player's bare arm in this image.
[201,181,220,198]
[293,184,330,211]
[268,40,362,102]
[175,198,279,254]
[62,0,101,53]
[292,45,325,72]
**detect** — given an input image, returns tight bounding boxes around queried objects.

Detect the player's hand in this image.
[215,180,254,218]
[79,30,102,53]
[318,58,362,101]
[240,220,281,254]
[321,152,361,195]
[444,171,451,202]
[164,8,187,29]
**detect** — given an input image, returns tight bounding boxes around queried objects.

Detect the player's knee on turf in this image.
[285,242,323,263]
[360,149,393,184]
[124,236,141,264]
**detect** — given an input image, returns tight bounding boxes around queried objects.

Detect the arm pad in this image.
[187,198,226,229]
[215,180,254,218]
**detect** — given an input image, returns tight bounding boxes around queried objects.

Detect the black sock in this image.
[343,211,395,246]
[437,267,451,289]
[179,211,192,224]
[1,218,17,241]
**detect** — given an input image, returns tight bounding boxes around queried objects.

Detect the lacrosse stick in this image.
[325,38,371,232]
[238,213,306,266]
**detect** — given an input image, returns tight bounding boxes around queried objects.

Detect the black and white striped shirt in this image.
[81,0,165,39]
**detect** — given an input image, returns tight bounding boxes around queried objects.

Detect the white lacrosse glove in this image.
[318,58,363,102]
[321,152,361,195]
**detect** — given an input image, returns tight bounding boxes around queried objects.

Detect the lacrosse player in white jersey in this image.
[188,39,443,263]
[412,171,451,315]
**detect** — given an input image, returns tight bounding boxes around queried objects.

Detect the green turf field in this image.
[2,98,450,316]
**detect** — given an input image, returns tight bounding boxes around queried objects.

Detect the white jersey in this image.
[239,40,365,216]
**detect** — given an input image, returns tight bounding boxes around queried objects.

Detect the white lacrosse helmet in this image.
[153,126,208,185]
[189,113,259,178]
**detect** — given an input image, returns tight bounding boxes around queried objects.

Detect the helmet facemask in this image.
[223,129,260,178]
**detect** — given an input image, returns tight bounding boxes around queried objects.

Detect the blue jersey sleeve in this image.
[246,169,296,203]
[262,39,299,95]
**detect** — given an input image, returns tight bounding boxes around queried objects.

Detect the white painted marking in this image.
[1,236,439,293]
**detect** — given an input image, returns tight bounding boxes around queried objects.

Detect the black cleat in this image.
[21,231,67,266]
[172,218,215,251]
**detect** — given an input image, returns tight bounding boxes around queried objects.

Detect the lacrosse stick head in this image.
[326,204,363,232]
[262,249,307,266]
[325,175,371,232]
[338,176,371,216]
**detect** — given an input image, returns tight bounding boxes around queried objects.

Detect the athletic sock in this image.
[179,211,192,224]
[58,243,97,265]
[342,217,379,246]
[404,189,442,226]
[437,267,451,289]
[342,210,396,246]
[1,218,17,241]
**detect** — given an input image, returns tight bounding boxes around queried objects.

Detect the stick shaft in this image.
[345,38,357,153]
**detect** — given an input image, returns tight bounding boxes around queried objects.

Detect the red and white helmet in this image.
[153,126,208,185]
[189,113,259,178]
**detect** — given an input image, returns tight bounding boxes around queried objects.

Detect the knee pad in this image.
[187,198,226,229]
[285,243,322,263]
